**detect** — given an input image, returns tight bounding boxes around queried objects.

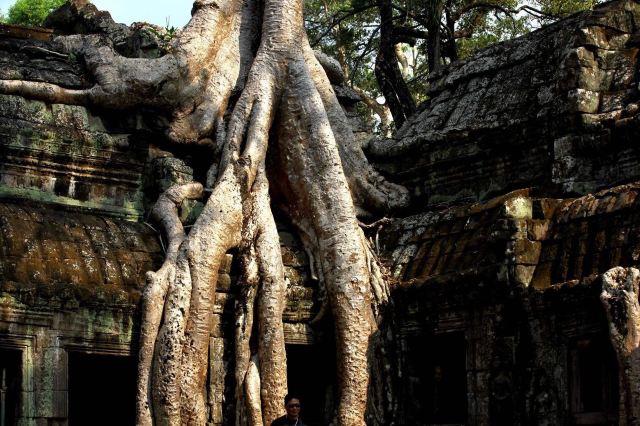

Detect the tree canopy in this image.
[5,0,66,26]
[305,0,602,130]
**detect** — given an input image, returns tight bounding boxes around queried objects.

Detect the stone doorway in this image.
[403,331,468,425]
[285,343,336,426]
[68,352,136,426]
[423,332,467,425]
[569,336,619,425]
[0,348,21,426]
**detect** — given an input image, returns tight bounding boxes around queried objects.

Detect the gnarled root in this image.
[253,170,288,424]
[137,182,204,426]
[273,57,387,425]
[302,45,409,216]
[144,27,287,424]
[0,79,91,104]
[601,267,640,426]
[0,0,256,144]
[234,167,288,426]
[146,164,245,425]
[2,0,405,423]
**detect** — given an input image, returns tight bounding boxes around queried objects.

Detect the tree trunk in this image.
[0,0,409,424]
[374,0,416,128]
[601,267,640,426]
[444,10,458,63]
[427,0,444,73]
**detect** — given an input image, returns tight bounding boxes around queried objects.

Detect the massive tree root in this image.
[0,0,257,144]
[601,267,640,426]
[0,0,408,424]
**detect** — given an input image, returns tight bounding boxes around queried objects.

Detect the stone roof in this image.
[383,182,640,290]
[370,0,640,209]
[0,201,162,306]
[0,26,87,87]
[532,182,640,287]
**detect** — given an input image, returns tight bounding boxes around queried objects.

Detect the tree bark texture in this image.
[374,0,416,128]
[426,0,444,73]
[0,0,409,424]
[601,267,640,426]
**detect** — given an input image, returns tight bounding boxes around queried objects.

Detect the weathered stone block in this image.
[504,197,533,219]
[528,220,551,241]
[530,262,553,289]
[613,190,638,210]
[218,253,233,274]
[213,291,230,315]
[601,89,636,112]
[216,273,231,292]
[513,239,542,265]
[568,88,600,113]
[210,314,222,338]
[208,337,226,424]
[514,264,537,287]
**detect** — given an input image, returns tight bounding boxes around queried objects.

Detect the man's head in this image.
[284,394,301,420]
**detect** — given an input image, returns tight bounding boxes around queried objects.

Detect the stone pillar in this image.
[35,336,68,426]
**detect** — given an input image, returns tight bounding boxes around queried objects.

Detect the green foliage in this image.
[6,0,66,26]
[305,0,601,117]
[305,0,379,92]
[457,11,531,58]
[534,0,599,19]
[148,20,178,54]
[305,0,384,118]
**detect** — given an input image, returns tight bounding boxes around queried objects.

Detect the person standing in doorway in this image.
[271,394,306,426]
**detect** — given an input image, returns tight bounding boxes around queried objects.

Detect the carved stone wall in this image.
[382,185,636,424]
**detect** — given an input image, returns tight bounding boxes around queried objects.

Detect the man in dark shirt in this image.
[271,394,306,426]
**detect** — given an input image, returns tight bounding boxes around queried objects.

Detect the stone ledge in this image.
[385,182,640,290]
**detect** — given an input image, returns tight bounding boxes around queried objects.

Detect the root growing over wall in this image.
[0,0,409,424]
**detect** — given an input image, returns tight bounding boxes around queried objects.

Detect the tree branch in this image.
[452,2,560,22]
[309,3,377,47]
[392,25,429,44]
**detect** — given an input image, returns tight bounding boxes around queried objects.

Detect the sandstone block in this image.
[527,220,551,241]
[568,88,600,113]
[514,264,537,287]
[503,196,532,219]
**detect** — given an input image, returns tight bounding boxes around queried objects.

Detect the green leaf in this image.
[7,0,66,26]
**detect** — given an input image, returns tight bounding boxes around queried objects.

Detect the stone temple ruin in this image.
[1,0,639,424]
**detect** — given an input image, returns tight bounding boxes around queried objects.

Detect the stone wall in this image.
[0,201,160,303]
[381,183,637,425]
[0,29,151,218]
[376,2,640,424]
[383,183,640,290]
[370,0,640,209]
[0,91,148,219]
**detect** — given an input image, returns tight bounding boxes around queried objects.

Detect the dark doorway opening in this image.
[569,336,619,425]
[0,348,21,426]
[68,352,136,426]
[286,343,336,426]
[403,331,468,425]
